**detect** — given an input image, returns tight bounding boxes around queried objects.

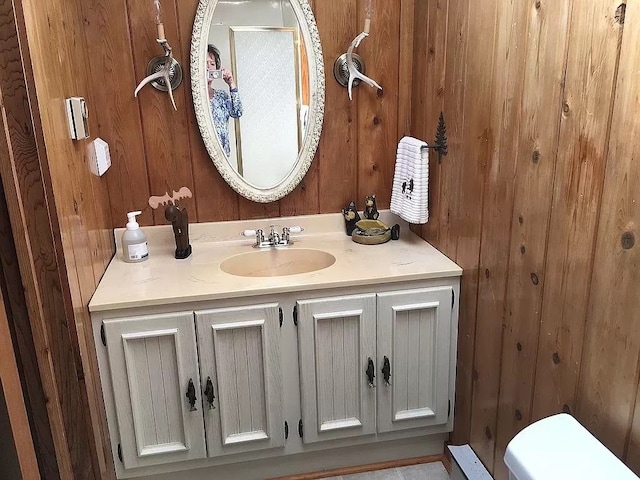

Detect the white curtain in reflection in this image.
[232,29,299,188]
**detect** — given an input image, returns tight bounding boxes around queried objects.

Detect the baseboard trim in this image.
[271,454,447,480]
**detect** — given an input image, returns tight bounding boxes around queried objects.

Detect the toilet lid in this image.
[504,414,638,480]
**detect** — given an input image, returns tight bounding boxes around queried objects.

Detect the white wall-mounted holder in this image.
[65,97,89,140]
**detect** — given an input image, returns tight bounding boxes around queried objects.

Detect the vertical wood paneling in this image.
[517,0,572,424]
[344,317,359,419]
[412,0,640,477]
[462,0,498,466]
[492,2,572,478]
[407,315,420,410]
[332,319,346,420]
[538,0,623,431]
[126,0,196,225]
[315,0,358,214]
[0,17,59,478]
[418,309,435,410]
[146,338,170,444]
[473,0,530,471]
[158,336,182,444]
[129,339,157,448]
[436,0,469,446]
[233,329,252,434]
[216,329,241,436]
[316,318,334,424]
[80,0,152,226]
[394,311,409,413]
[245,327,266,432]
[397,0,415,141]
[577,0,640,460]
[356,0,400,207]
[0,285,39,480]
[412,0,447,243]
[1,0,111,476]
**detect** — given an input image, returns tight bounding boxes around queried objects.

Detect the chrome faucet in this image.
[242,225,304,248]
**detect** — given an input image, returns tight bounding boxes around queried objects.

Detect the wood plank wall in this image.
[81,0,410,227]
[3,0,414,477]
[412,0,640,478]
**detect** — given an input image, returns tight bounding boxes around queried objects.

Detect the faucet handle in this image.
[242,229,264,246]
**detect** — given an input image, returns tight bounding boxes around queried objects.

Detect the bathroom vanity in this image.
[89,212,462,479]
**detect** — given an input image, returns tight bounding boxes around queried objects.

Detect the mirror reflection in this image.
[205,0,310,189]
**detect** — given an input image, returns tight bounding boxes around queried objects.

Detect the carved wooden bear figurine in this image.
[342,201,361,236]
[363,194,379,220]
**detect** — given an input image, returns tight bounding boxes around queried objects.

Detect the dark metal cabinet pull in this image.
[186,378,197,411]
[366,357,375,388]
[382,356,391,386]
[204,376,216,409]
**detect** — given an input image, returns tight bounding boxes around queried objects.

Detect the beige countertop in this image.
[89,212,462,312]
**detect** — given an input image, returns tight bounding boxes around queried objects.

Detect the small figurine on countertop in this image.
[148,187,193,259]
[165,204,192,259]
[363,194,379,220]
[391,223,400,240]
[342,200,361,236]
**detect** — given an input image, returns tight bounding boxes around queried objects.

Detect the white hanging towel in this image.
[390,136,429,224]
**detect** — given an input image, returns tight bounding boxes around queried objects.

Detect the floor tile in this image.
[397,462,450,480]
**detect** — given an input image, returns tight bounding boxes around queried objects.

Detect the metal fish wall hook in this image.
[134,0,183,110]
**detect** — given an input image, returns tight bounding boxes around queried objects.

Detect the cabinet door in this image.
[377,287,452,433]
[195,303,283,456]
[297,294,376,444]
[102,312,206,469]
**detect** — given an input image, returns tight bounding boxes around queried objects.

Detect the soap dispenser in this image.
[122,211,149,263]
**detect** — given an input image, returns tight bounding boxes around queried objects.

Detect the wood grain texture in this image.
[492,2,572,478]
[315,0,359,214]
[411,0,447,244]
[577,0,640,460]
[0,201,58,478]
[410,0,640,477]
[3,0,118,476]
[356,0,400,207]
[538,0,623,441]
[473,1,530,472]
[460,0,498,468]
[0,278,40,479]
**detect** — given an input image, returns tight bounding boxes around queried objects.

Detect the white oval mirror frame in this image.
[191,0,325,203]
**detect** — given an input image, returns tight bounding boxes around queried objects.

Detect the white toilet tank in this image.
[504,413,639,480]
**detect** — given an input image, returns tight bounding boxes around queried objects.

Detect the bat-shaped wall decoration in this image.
[148,186,193,209]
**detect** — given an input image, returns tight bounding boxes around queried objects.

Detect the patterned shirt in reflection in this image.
[210,89,243,156]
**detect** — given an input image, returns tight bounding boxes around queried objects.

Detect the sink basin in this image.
[220,248,336,277]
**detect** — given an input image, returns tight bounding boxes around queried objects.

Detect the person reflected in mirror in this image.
[207,44,243,157]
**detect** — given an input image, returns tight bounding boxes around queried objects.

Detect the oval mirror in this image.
[191,0,324,203]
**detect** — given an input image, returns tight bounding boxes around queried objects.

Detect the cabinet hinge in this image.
[279,308,283,328]
[284,421,289,440]
[451,290,455,309]
[293,305,298,326]
[298,419,303,438]
[117,443,123,463]
[100,324,106,347]
[448,399,451,418]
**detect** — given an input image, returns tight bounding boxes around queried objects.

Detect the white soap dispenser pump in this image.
[121,211,149,263]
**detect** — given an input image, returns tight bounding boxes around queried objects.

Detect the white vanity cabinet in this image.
[296,286,453,445]
[194,303,284,456]
[90,213,463,479]
[297,294,377,443]
[376,286,453,433]
[101,311,207,470]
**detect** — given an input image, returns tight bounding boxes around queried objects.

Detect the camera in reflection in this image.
[207,70,223,81]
